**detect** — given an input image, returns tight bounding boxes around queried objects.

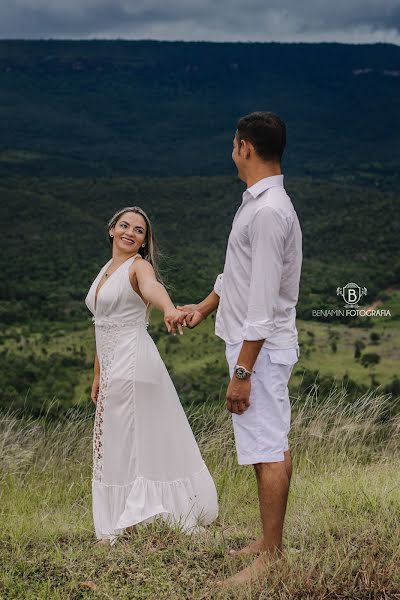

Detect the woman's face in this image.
[109,212,147,255]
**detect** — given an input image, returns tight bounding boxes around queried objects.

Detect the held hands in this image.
[226,376,251,414]
[163,303,204,335]
[164,307,188,336]
[175,304,205,329]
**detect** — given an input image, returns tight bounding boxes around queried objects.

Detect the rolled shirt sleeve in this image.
[214,273,223,296]
[242,206,287,342]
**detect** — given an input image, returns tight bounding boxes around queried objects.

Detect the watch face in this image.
[235,367,247,379]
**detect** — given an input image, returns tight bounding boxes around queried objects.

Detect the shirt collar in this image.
[243,174,284,201]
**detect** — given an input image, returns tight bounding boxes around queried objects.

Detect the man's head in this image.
[232,111,286,182]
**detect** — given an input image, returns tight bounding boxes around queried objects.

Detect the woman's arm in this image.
[133,259,186,335]
[91,348,100,404]
[94,349,100,376]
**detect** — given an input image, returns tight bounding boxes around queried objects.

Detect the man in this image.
[177,111,302,586]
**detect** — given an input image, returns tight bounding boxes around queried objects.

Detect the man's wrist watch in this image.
[234,364,252,380]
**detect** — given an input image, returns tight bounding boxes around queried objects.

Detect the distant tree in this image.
[384,377,400,397]
[360,353,381,368]
[354,339,365,360]
[370,332,380,344]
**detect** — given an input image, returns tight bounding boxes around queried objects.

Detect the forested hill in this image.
[1,176,399,324]
[0,40,399,187]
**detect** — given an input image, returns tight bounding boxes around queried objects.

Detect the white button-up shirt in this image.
[214,174,302,352]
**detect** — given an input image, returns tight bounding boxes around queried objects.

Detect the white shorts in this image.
[225,342,299,465]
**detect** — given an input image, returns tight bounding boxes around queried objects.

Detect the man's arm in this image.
[227,207,287,414]
[242,206,286,348]
[198,289,220,318]
[236,340,265,372]
[176,274,221,327]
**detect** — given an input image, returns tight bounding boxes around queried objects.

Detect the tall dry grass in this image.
[1,387,399,599]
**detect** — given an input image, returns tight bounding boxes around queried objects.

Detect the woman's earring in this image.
[142,243,146,248]
[110,234,114,238]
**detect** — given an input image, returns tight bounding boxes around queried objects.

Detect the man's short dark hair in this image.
[236,111,286,162]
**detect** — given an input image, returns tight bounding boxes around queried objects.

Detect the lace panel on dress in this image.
[92,321,121,482]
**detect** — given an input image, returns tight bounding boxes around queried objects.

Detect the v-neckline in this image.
[94,255,136,312]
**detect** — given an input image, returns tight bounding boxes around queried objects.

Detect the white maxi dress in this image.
[85,254,218,544]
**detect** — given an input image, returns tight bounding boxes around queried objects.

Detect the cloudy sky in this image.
[1,0,400,44]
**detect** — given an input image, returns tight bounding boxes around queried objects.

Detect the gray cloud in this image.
[1,0,400,44]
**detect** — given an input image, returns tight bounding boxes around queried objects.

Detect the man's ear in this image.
[242,139,252,160]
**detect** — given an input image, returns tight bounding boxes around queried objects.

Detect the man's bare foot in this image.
[96,538,111,546]
[227,536,266,557]
[217,551,282,588]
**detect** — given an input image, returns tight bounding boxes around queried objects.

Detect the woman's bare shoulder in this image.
[129,255,155,279]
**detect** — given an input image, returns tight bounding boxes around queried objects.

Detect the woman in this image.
[85,206,218,546]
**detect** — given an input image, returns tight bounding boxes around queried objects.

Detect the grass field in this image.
[1,387,399,599]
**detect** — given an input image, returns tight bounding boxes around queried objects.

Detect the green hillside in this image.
[2,291,399,418]
[0,41,398,417]
[1,176,399,325]
[0,40,399,188]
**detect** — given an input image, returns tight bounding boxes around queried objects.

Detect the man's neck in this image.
[245,164,282,188]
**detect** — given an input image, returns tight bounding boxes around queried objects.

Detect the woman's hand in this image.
[91,375,100,405]
[164,307,188,336]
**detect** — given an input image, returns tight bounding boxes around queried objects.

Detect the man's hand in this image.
[176,304,205,329]
[226,376,251,415]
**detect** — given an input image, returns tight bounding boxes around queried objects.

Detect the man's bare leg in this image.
[228,449,292,557]
[284,448,292,481]
[218,451,291,587]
